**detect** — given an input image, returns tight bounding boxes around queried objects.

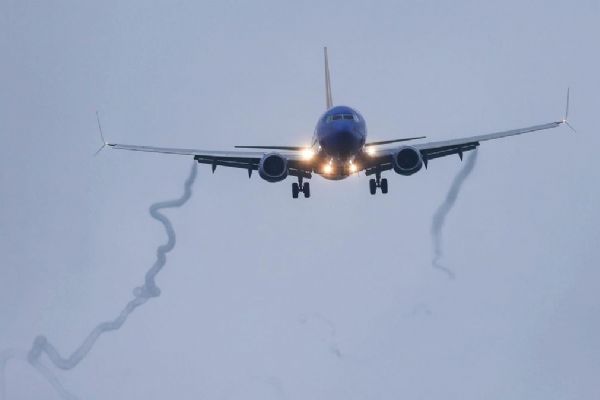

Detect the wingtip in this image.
[96,110,106,143]
[94,111,114,156]
[93,143,107,157]
[565,121,577,133]
[561,88,576,133]
[564,87,570,121]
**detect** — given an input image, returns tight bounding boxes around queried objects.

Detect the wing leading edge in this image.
[108,120,564,177]
[107,143,312,178]
[419,120,563,162]
[362,119,566,175]
[363,89,572,173]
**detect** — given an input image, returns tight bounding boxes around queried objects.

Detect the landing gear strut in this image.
[292,176,311,199]
[369,172,388,195]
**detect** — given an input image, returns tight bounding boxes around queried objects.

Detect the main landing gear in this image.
[292,176,311,199]
[369,172,388,195]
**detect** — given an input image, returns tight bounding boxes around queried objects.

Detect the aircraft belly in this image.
[318,172,349,181]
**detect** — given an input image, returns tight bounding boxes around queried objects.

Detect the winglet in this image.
[561,88,576,133]
[94,111,110,156]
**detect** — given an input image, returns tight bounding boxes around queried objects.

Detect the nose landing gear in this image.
[292,176,311,199]
[369,172,388,195]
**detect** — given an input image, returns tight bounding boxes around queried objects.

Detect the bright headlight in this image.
[301,148,315,160]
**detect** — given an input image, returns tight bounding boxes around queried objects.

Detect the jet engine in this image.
[393,146,423,176]
[259,153,289,182]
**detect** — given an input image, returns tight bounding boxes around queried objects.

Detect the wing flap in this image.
[194,157,259,170]
[421,142,479,161]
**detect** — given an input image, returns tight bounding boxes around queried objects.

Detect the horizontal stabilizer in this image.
[234,145,307,151]
[366,136,426,146]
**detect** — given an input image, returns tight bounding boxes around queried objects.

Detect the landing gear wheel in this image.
[369,179,377,195]
[303,182,311,198]
[292,183,299,198]
[381,178,388,194]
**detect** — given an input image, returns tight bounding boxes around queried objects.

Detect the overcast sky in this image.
[1,0,599,399]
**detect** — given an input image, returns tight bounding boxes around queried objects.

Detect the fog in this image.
[1,1,599,399]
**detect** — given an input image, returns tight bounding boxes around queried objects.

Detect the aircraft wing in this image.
[107,143,313,178]
[361,120,565,173]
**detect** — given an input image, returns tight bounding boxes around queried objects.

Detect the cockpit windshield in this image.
[326,113,357,122]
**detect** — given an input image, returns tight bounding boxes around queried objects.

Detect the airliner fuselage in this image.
[313,105,367,180]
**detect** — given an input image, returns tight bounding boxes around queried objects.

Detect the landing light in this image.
[301,148,315,160]
[323,163,333,174]
[349,162,358,173]
[366,147,376,156]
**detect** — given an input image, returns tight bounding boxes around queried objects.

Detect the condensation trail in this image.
[431,151,478,279]
[30,360,79,400]
[299,313,342,358]
[1,162,198,399]
[0,350,23,400]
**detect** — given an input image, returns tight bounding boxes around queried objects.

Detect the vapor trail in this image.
[431,151,478,279]
[300,313,343,358]
[0,350,23,400]
[0,162,198,399]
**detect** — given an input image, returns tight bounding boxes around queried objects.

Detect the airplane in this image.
[99,47,573,199]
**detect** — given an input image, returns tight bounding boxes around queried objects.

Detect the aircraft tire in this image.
[381,178,388,194]
[292,183,299,198]
[303,182,311,198]
[369,179,377,195]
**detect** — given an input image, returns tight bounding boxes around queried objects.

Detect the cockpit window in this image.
[326,113,357,122]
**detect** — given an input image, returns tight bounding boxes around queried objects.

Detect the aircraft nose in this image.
[321,128,362,158]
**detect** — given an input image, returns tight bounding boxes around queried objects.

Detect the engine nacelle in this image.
[258,153,289,182]
[393,146,423,176]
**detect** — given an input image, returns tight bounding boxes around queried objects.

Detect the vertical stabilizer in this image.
[324,47,333,110]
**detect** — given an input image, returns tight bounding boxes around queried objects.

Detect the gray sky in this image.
[1,0,599,399]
